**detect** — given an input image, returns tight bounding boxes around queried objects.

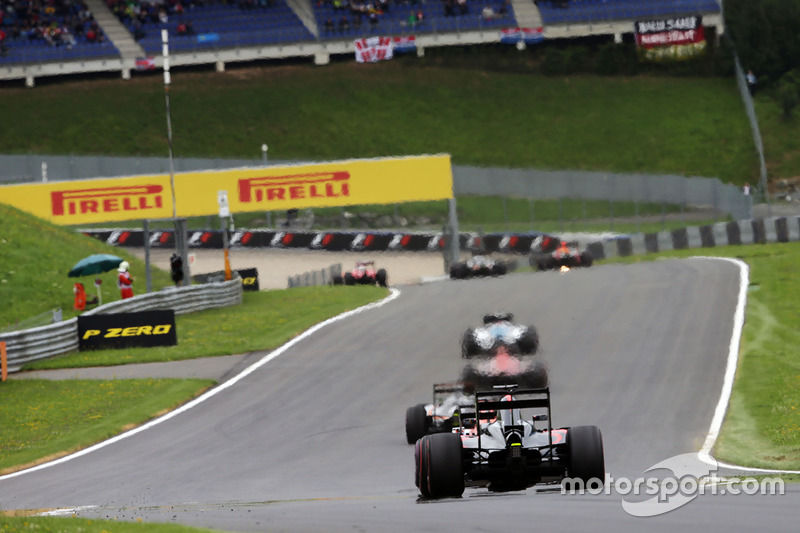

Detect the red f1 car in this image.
[530,241,593,271]
[333,260,388,287]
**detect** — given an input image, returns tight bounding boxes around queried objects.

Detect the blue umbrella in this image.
[68,254,124,278]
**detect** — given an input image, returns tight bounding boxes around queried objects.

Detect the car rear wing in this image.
[474,387,554,457]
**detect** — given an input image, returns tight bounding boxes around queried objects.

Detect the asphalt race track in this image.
[1,258,798,531]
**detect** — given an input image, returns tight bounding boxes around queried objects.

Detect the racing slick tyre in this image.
[461,329,482,358]
[376,268,388,288]
[517,327,540,355]
[418,433,465,499]
[579,251,594,267]
[518,359,549,388]
[415,439,431,497]
[566,425,605,488]
[406,403,429,444]
[343,272,355,285]
[449,263,467,279]
[491,262,508,276]
[331,274,344,285]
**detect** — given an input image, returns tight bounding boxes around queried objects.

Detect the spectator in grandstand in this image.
[133,20,145,40]
[481,5,494,19]
[338,15,349,32]
[176,20,195,36]
[497,0,508,15]
[457,0,468,15]
[324,17,334,32]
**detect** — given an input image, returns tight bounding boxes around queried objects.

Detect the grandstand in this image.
[0,0,722,86]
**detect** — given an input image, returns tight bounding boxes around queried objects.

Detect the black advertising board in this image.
[78,310,177,351]
[237,268,260,291]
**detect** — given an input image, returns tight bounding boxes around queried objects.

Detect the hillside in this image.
[0,203,173,330]
[0,59,760,184]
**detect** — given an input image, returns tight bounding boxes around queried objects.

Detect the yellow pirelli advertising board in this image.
[0,154,453,226]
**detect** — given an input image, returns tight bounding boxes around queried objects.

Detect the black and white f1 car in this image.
[461,312,539,357]
[449,255,517,280]
[414,386,605,498]
[405,383,473,444]
[530,240,593,271]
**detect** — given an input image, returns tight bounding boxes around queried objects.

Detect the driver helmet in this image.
[118,261,130,272]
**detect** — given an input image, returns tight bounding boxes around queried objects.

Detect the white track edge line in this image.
[0,287,402,481]
[691,256,800,474]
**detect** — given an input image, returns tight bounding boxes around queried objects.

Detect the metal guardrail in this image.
[0,278,243,373]
[0,308,63,334]
[288,264,342,288]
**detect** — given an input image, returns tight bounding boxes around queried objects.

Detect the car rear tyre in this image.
[406,404,429,444]
[461,329,481,358]
[580,251,594,267]
[420,433,464,498]
[567,425,605,487]
[343,272,355,285]
[331,274,343,285]
[517,327,540,354]
[376,268,388,287]
[415,439,431,497]
[491,262,507,276]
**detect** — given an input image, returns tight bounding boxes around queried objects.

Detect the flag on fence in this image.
[355,36,394,63]
[392,35,417,54]
[135,57,156,70]
[500,27,544,45]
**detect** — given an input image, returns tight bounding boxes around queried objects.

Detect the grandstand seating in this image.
[0,0,724,71]
[312,0,516,40]
[120,1,314,55]
[536,0,720,25]
[0,0,120,65]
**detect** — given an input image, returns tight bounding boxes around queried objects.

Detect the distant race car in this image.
[530,240,593,271]
[414,386,605,498]
[450,255,517,279]
[405,382,473,444]
[461,312,539,357]
[332,260,388,287]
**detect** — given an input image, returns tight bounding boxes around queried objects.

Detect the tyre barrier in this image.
[82,229,557,255]
[586,216,800,260]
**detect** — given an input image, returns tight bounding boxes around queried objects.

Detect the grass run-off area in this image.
[607,241,800,470]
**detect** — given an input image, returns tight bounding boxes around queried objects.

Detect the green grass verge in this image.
[0,379,214,474]
[605,242,800,470]
[0,516,218,532]
[22,285,389,369]
[0,63,757,183]
[0,203,175,331]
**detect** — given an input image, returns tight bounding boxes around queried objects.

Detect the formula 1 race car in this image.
[449,255,517,280]
[405,382,473,444]
[461,312,539,357]
[332,260,388,287]
[414,386,605,498]
[530,240,593,271]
